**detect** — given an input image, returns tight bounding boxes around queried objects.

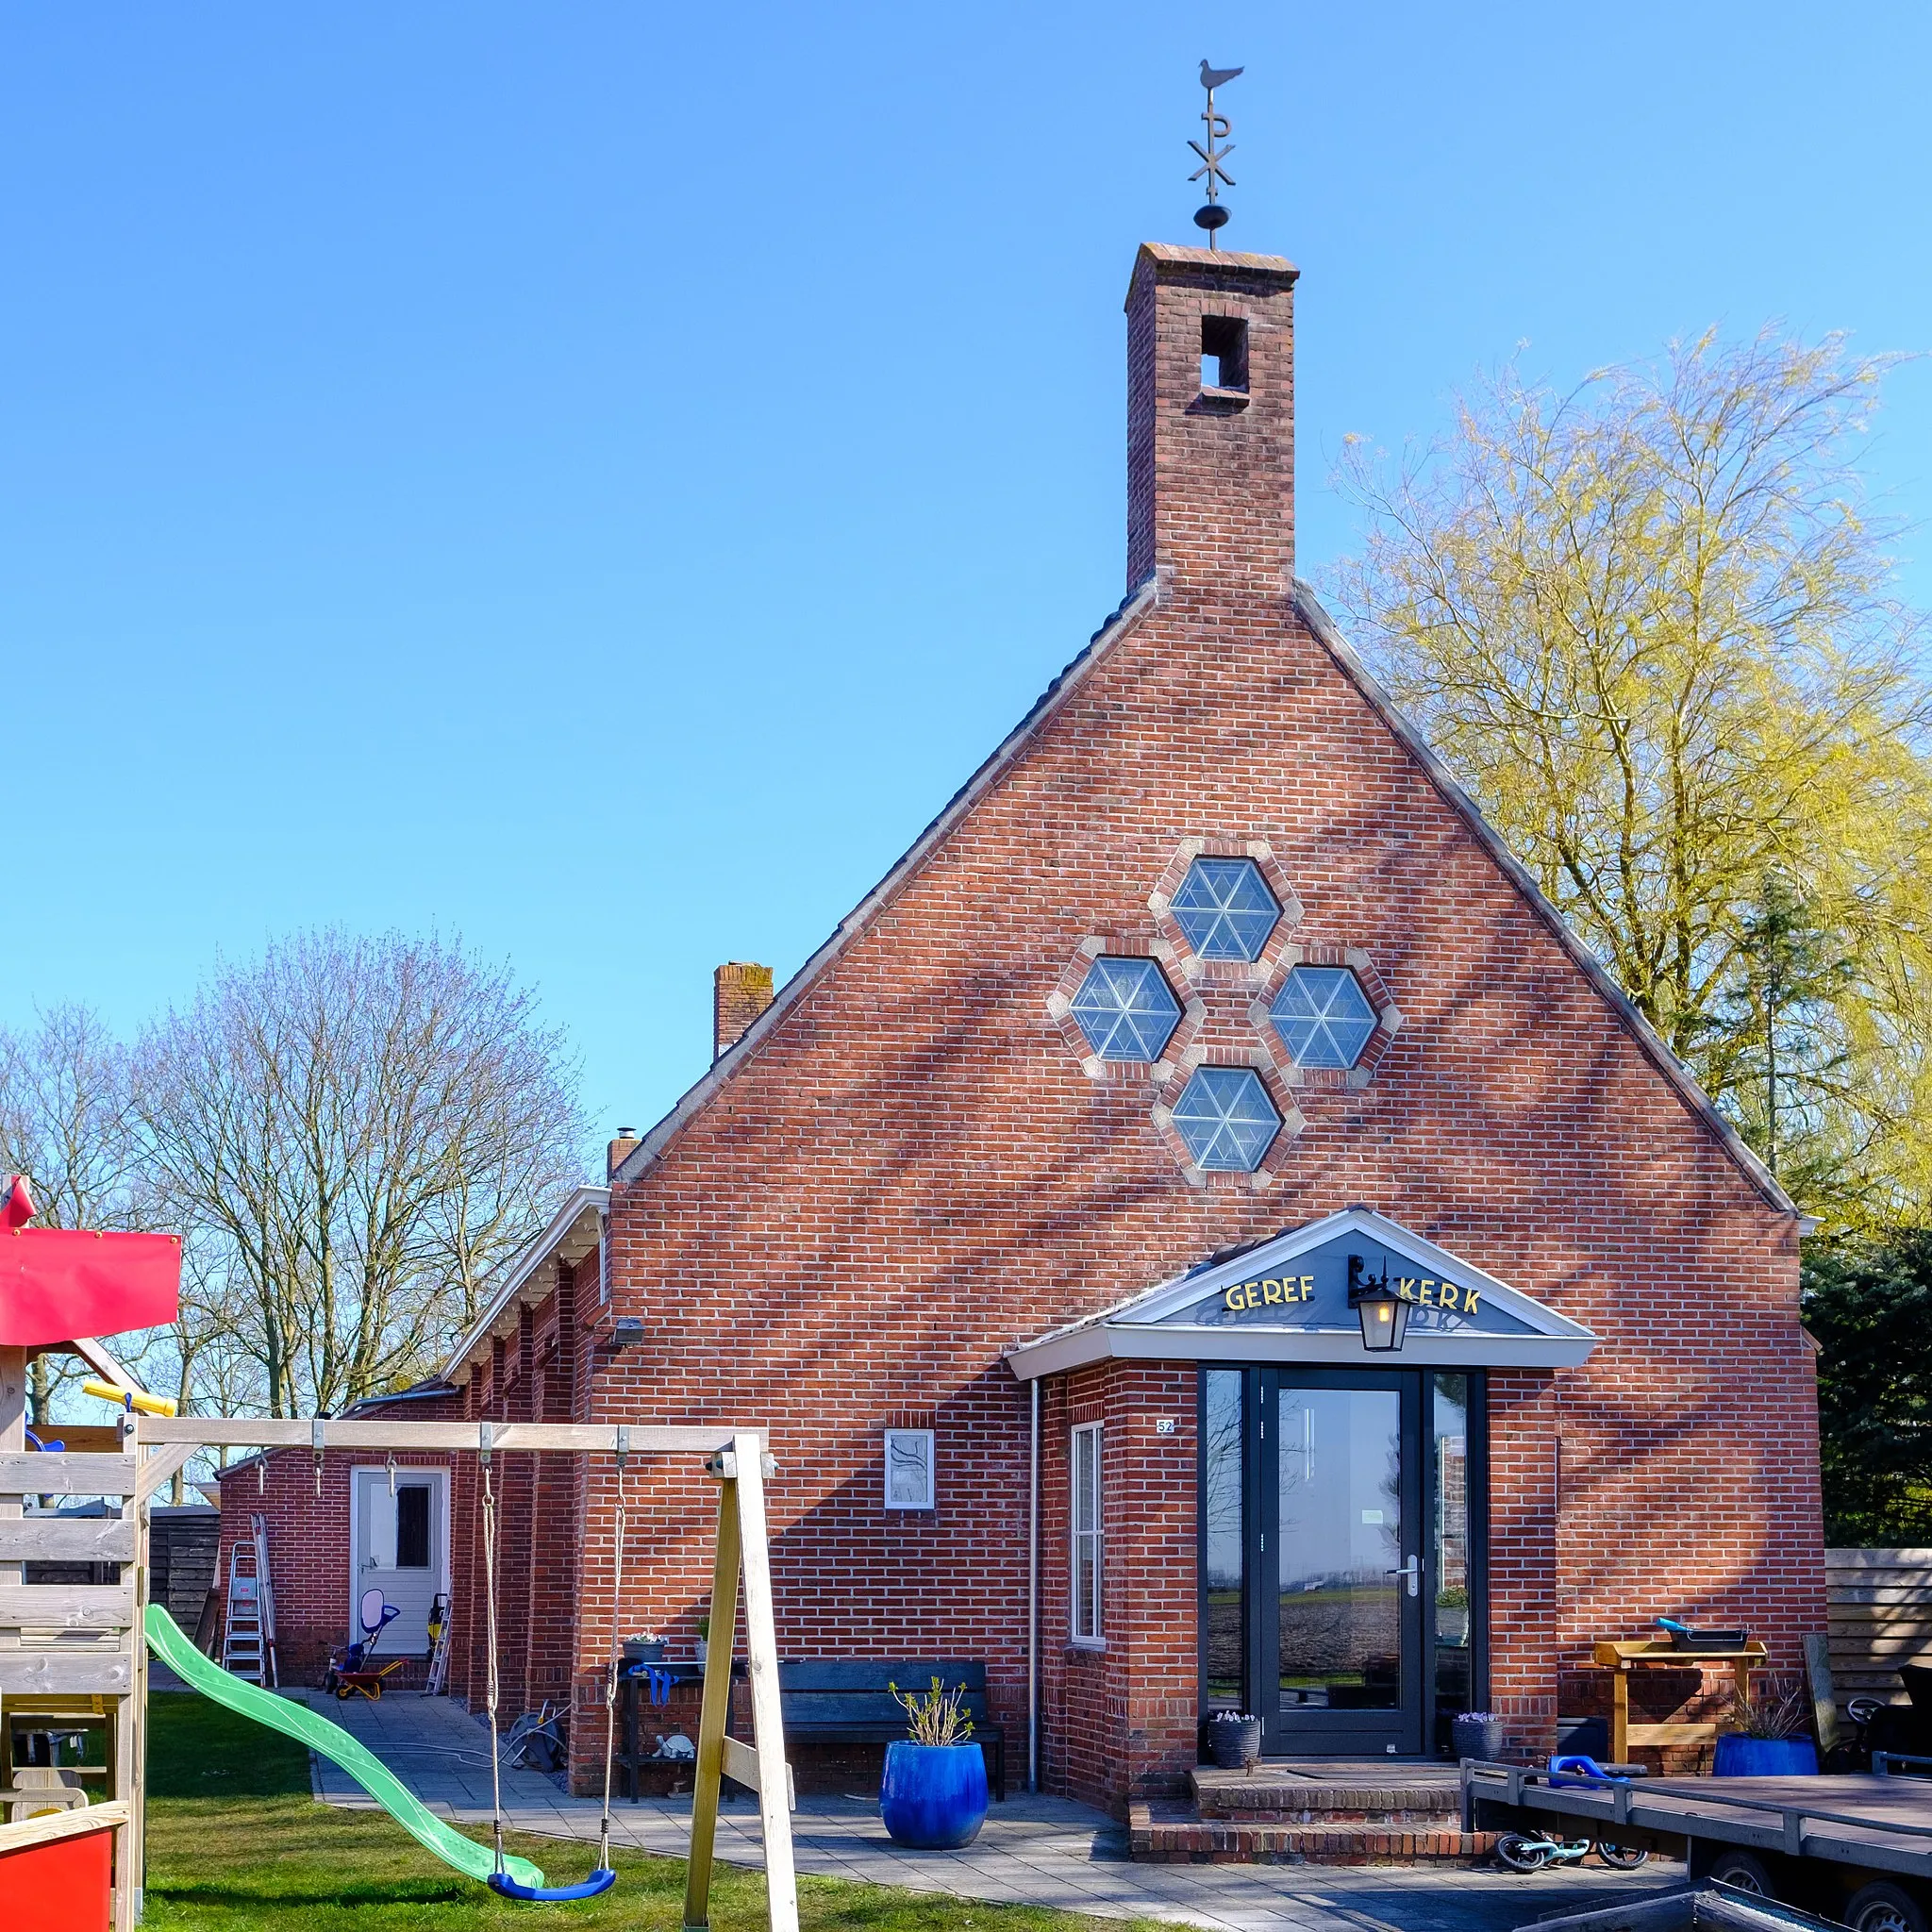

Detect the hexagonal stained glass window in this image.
[1170,1066,1282,1172]
[1069,957,1184,1062]
[1170,858,1280,962]
[1269,965,1378,1070]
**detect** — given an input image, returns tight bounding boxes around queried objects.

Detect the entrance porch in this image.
[1009,1208,1598,1810]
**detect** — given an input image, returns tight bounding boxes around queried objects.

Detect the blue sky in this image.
[2,1,1927,1155]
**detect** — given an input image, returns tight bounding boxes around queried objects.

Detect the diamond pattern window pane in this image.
[1269,966,1378,1070]
[1171,1066,1282,1173]
[1169,858,1281,962]
[1070,957,1183,1061]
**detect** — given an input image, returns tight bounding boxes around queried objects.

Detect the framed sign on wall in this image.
[883,1428,936,1510]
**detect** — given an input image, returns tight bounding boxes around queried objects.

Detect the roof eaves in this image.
[339,1380,458,1419]
[615,575,1164,1189]
[1291,581,1797,1221]
[440,1184,610,1381]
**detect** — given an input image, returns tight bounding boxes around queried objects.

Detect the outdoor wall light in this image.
[1346,1253,1409,1354]
[607,1317,645,1351]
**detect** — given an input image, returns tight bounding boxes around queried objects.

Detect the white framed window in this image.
[883,1429,936,1510]
[1071,1421,1104,1644]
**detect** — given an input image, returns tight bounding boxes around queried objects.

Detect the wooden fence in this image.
[1827,1548,1932,1703]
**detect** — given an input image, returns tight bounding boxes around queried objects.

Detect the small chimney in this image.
[607,1127,641,1179]
[714,962,774,1059]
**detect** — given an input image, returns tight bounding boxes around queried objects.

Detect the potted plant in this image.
[879,1676,988,1849]
[1713,1676,1819,1776]
[1206,1710,1262,1771]
[693,1614,709,1666]
[624,1628,667,1664]
[1452,1711,1507,1762]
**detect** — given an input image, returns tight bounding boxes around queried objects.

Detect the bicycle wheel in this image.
[1594,1841,1649,1870]
[1496,1833,1554,1873]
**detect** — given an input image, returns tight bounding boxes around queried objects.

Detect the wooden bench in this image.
[774,1659,1007,1800]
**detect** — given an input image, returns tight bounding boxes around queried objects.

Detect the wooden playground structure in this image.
[1,1357,802,1932]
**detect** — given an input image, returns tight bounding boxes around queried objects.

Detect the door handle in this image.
[1388,1556,1420,1598]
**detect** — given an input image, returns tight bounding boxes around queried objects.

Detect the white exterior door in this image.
[350,1468,447,1657]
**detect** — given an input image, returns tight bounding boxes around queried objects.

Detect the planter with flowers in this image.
[879,1677,988,1849]
[1206,1710,1262,1771]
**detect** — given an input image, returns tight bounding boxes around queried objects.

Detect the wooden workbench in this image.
[1591,1639,1770,1760]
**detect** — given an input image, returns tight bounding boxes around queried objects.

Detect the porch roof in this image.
[1004,1208,1598,1381]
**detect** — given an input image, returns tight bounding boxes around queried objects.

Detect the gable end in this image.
[1291,579,1797,1223]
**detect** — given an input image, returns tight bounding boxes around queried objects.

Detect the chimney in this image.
[607,1128,641,1179]
[1124,242,1300,599]
[713,962,774,1059]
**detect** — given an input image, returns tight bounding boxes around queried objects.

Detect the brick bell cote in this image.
[1124,242,1300,597]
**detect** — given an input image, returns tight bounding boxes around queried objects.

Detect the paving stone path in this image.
[300,1691,1680,1932]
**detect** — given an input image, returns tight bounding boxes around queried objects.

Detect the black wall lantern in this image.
[1346,1252,1409,1353]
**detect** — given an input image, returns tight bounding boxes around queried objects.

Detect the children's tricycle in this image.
[325,1590,406,1700]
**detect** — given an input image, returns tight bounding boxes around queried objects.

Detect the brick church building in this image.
[218,238,1825,1814]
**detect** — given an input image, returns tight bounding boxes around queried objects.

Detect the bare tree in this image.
[0,1005,255,1496]
[137,930,588,1415]
[0,1006,156,1424]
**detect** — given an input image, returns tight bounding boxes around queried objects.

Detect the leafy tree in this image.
[1803,1233,1932,1545]
[1332,329,1930,1225]
[1700,874,1858,1208]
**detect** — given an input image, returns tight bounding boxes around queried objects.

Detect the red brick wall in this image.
[443,1259,593,1745]
[1034,1363,1200,1800]
[563,242,1823,1808]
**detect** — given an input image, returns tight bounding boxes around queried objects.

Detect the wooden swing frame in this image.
[1,1355,798,1932]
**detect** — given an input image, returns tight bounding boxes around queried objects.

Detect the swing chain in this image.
[477,1415,622,1896]
[479,1421,505,1877]
[598,1424,631,1869]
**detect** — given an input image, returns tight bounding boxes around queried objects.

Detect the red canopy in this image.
[0,1176,182,1347]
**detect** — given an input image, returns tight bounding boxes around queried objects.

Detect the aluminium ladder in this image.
[219,1512,279,1687]
[425,1591,453,1696]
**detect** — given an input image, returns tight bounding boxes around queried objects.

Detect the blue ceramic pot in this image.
[1712,1734,1819,1777]
[880,1741,989,1849]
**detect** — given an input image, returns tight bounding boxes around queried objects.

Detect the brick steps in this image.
[1130,1804,1498,1864]
[1130,1763,1495,1865]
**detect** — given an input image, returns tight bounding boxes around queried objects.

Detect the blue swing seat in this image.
[487,1866,618,1903]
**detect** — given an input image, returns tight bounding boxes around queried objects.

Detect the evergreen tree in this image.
[1803,1232,1932,1545]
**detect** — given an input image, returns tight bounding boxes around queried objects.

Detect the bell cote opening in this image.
[1201,315,1249,394]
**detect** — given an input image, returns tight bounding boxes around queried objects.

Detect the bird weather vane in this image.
[1190,59,1242,247]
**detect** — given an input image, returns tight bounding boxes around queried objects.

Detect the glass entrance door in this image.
[1267,1371,1422,1755]
[1200,1367,1485,1758]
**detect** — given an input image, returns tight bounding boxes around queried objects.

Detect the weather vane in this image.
[1191,60,1242,248]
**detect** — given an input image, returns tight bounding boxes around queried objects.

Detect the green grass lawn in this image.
[143,1694,1141,1932]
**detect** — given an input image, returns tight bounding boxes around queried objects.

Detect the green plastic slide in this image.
[142,1603,546,1891]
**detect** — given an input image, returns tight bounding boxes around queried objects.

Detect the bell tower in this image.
[1124,243,1299,602]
